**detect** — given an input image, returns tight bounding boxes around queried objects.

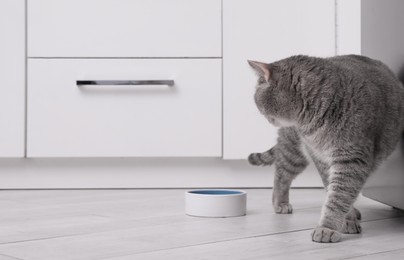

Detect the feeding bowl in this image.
[185,189,247,218]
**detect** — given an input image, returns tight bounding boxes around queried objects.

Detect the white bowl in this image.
[185,189,247,218]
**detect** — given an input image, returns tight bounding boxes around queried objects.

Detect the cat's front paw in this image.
[273,203,293,214]
[248,153,264,166]
[311,227,342,243]
[341,219,362,234]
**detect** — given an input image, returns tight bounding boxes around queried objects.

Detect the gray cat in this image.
[248,55,404,243]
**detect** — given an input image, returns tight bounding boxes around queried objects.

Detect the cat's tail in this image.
[248,146,276,166]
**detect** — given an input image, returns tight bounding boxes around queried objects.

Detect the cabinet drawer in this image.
[27,59,222,157]
[28,0,221,58]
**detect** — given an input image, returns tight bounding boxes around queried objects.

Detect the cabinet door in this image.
[0,0,25,157]
[223,0,335,159]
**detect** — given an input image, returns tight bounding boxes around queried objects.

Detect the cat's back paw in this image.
[274,203,293,214]
[354,207,362,220]
[346,207,362,221]
[341,219,362,234]
[311,227,342,243]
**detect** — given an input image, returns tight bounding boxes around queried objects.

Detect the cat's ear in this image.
[248,60,271,82]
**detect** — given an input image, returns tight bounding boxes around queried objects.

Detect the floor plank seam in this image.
[0,233,92,246]
[94,216,404,260]
[0,253,24,260]
[94,228,315,260]
[0,213,401,246]
[337,247,404,260]
[360,215,404,223]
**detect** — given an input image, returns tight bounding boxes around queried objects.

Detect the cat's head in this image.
[248,60,301,127]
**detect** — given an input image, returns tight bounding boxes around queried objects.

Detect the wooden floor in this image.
[0,189,403,260]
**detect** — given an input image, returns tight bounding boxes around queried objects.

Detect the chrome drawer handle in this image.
[76,80,174,86]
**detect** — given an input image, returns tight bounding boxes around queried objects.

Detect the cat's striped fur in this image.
[248,55,404,243]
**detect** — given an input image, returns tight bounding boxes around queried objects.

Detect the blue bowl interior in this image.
[188,190,243,195]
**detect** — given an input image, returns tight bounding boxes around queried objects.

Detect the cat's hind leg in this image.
[272,128,309,214]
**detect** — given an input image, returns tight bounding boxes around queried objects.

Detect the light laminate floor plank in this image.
[342,248,404,260]
[0,190,398,245]
[0,189,402,260]
[104,218,404,260]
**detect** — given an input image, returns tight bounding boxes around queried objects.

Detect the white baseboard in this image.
[0,158,323,189]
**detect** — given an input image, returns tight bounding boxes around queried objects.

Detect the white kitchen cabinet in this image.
[223,0,336,159]
[28,59,221,157]
[0,0,25,157]
[3,0,393,189]
[28,0,221,58]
